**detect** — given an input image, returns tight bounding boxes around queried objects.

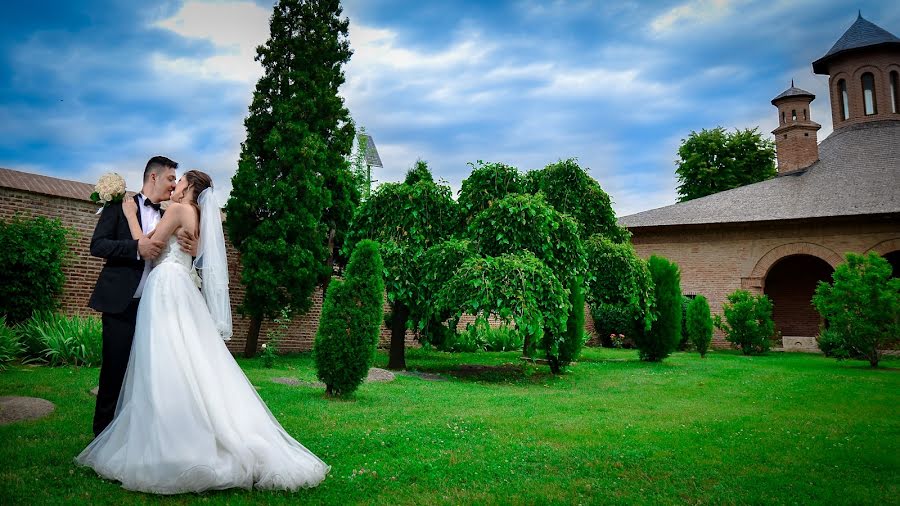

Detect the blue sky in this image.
[1,0,898,216]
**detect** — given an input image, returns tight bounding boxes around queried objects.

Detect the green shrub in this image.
[17,312,102,366]
[584,236,654,347]
[0,216,69,324]
[315,240,385,396]
[17,311,58,361]
[714,290,774,355]
[812,252,900,368]
[686,295,713,357]
[638,255,681,362]
[0,317,24,371]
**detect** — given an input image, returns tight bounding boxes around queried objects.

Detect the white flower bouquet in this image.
[90,172,127,209]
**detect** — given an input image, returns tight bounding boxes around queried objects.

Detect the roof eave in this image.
[813,41,900,74]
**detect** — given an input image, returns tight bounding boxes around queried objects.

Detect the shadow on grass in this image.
[411,362,557,384]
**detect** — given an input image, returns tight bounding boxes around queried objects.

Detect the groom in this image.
[88,155,196,437]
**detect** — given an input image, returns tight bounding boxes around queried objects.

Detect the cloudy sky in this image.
[1,1,898,216]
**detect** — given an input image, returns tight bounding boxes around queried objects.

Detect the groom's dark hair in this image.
[143,156,178,182]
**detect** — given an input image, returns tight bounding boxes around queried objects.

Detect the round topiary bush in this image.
[714,289,774,355]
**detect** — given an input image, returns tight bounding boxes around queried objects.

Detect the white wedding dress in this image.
[76,236,329,494]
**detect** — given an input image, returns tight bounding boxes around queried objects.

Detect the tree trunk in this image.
[321,228,337,302]
[387,302,409,370]
[244,316,263,358]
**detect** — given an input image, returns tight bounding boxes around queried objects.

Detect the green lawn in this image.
[1,348,897,505]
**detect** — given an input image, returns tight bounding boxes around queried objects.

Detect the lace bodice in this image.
[152,236,193,270]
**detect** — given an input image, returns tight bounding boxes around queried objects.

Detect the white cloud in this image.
[650,0,749,34]
[153,0,270,84]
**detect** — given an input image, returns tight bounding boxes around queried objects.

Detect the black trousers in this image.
[92,298,140,437]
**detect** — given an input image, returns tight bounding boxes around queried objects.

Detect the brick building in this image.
[619,14,900,351]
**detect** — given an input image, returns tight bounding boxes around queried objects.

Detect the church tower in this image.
[771,83,821,173]
[812,12,900,130]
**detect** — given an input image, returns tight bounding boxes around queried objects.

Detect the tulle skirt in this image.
[76,261,329,494]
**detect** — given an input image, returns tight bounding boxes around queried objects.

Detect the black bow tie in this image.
[143,198,161,212]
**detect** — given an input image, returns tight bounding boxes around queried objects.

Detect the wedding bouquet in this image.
[90,172,127,211]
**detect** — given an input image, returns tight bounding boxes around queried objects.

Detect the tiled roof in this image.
[619,120,900,229]
[0,167,96,202]
[813,14,900,74]
[771,86,815,104]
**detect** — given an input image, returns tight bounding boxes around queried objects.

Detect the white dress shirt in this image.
[133,194,161,298]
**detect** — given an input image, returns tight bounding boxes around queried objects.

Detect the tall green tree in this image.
[225,0,355,356]
[675,127,776,202]
[344,163,461,369]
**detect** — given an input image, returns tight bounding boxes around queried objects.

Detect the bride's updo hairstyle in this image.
[183,170,213,219]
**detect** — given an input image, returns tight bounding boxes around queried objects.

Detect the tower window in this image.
[792,109,797,121]
[781,111,785,124]
[803,108,807,120]
[862,72,877,115]
[891,71,899,114]
[838,79,849,120]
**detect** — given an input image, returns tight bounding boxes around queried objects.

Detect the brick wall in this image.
[1,185,597,354]
[629,216,900,348]
[0,187,419,354]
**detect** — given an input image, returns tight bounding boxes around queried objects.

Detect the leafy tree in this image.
[584,236,654,346]
[686,295,713,357]
[675,127,776,202]
[812,252,900,368]
[418,239,476,348]
[344,172,461,369]
[404,159,434,185]
[639,255,682,361]
[434,252,570,361]
[528,158,629,242]
[225,0,355,356]
[0,216,69,324]
[714,290,774,355]
[468,193,586,282]
[315,240,385,396]
[457,161,524,221]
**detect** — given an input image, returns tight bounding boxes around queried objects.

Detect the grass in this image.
[0,347,897,505]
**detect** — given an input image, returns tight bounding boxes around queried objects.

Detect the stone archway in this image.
[866,238,900,278]
[763,254,834,339]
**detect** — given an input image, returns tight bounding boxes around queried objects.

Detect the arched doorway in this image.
[884,250,900,279]
[764,254,834,337]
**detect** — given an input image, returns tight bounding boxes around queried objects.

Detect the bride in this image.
[76,170,329,494]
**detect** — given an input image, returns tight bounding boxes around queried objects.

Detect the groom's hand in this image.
[177,229,199,257]
[138,236,165,260]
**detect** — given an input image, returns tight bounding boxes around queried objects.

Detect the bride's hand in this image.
[123,198,137,215]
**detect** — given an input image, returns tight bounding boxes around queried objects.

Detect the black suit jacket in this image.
[88,195,149,314]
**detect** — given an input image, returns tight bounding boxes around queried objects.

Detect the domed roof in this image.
[813,13,900,74]
[771,83,815,105]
